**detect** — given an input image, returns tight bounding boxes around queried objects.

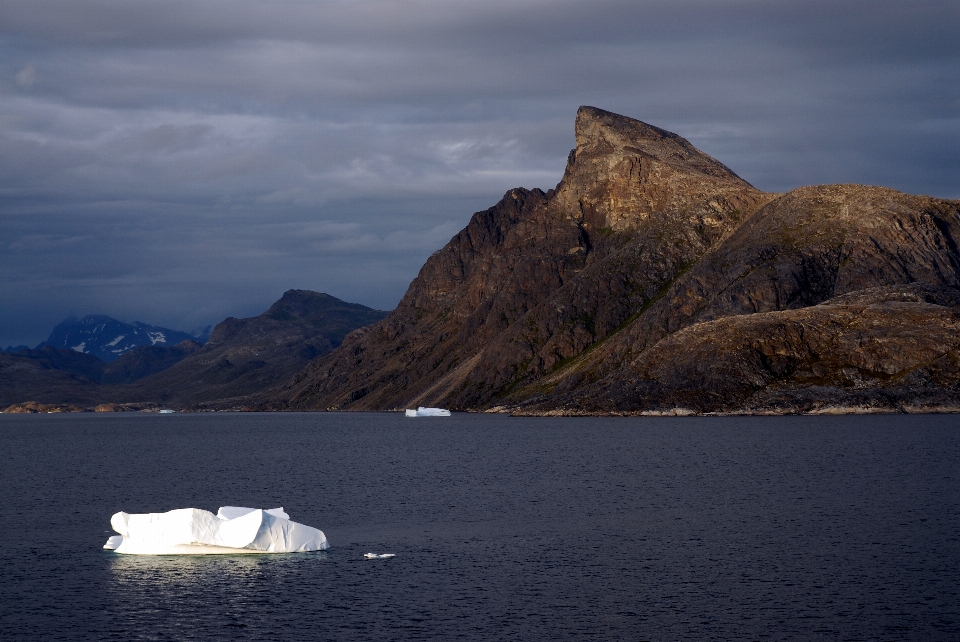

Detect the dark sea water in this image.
[1,412,958,641]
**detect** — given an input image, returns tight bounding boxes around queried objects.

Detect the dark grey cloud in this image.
[1,0,958,346]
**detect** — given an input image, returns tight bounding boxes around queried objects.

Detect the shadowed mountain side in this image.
[114,290,388,406]
[7,347,106,382]
[0,349,103,406]
[100,341,203,385]
[0,342,201,407]
[271,106,960,414]
[512,284,960,415]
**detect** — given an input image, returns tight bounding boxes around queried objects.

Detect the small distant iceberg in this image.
[103,506,328,555]
[364,553,396,559]
[405,407,451,417]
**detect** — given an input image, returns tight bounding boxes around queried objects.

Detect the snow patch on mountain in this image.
[38,316,200,362]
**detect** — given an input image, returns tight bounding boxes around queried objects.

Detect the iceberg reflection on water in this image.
[108,550,329,603]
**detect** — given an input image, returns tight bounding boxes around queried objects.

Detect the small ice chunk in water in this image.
[103,535,123,550]
[103,506,327,555]
[405,407,451,417]
[364,553,396,559]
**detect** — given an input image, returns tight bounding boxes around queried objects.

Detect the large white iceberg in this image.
[405,407,451,417]
[103,506,328,555]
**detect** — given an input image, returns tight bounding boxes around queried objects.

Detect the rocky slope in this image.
[115,290,388,406]
[275,106,960,414]
[0,348,103,407]
[514,284,960,415]
[0,341,201,407]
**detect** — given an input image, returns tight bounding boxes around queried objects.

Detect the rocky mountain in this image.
[114,290,388,406]
[1,291,387,410]
[0,341,202,407]
[38,315,200,361]
[0,347,104,406]
[98,341,203,385]
[275,106,960,414]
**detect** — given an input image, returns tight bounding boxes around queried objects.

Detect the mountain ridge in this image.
[0,290,388,409]
[111,289,389,406]
[37,315,200,362]
[270,106,960,414]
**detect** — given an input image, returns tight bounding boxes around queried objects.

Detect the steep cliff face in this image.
[278,106,960,414]
[280,106,767,410]
[516,185,960,404]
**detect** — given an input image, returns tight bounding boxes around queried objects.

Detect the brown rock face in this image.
[277,106,960,414]
[516,284,960,415]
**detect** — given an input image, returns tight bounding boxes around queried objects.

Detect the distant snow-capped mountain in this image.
[38,315,201,362]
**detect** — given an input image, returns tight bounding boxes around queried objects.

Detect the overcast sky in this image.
[1,0,958,347]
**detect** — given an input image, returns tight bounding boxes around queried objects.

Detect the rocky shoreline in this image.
[8,398,959,416]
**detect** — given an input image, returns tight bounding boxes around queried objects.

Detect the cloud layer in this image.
[2,0,958,346]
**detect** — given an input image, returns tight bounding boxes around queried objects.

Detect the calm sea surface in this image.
[1,412,957,640]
